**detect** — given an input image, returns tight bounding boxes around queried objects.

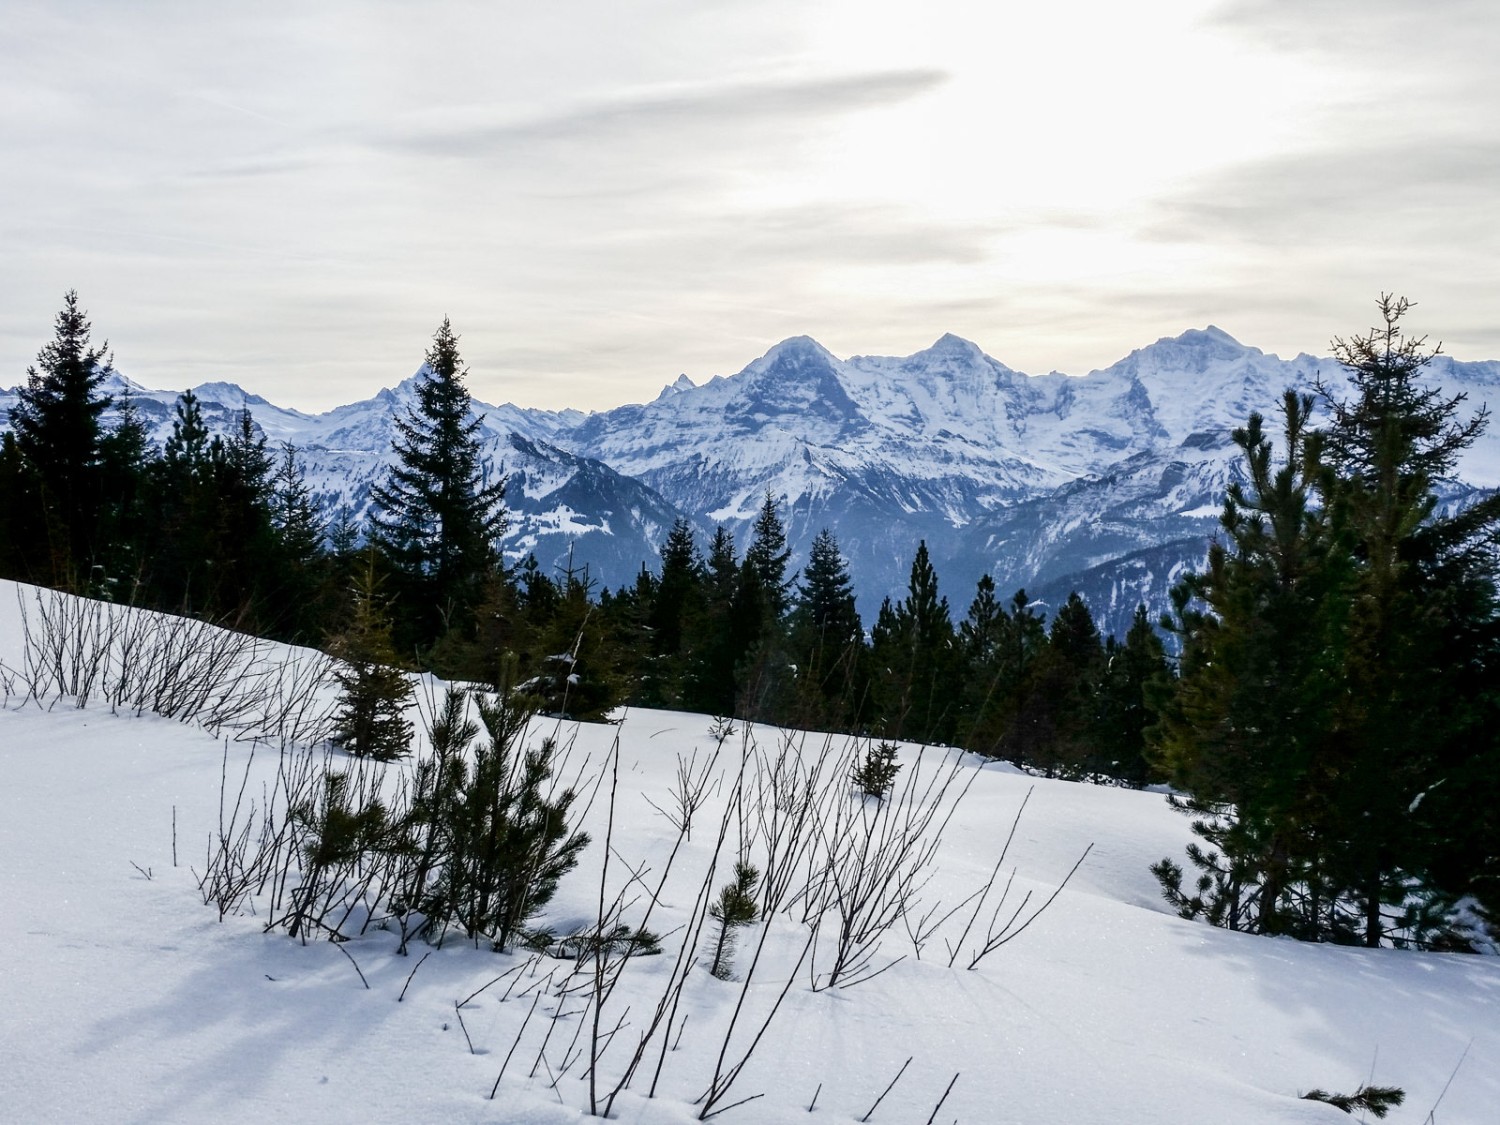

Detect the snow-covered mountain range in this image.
[7,328,1500,637]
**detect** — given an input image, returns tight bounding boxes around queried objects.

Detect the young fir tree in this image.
[1310,295,1500,946]
[869,540,956,744]
[1012,592,1106,780]
[1095,605,1168,787]
[734,492,797,720]
[705,860,760,980]
[788,528,866,728]
[411,683,591,951]
[682,525,740,715]
[370,318,507,654]
[147,390,223,615]
[328,553,415,761]
[7,291,115,583]
[1152,392,1347,938]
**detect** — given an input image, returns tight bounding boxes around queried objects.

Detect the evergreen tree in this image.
[1154,299,1500,947]
[788,528,865,728]
[7,291,115,581]
[267,444,329,640]
[869,541,956,743]
[1095,605,1168,787]
[1013,592,1106,779]
[370,318,507,653]
[328,553,415,761]
[642,518,704,707]
[682,526,740,715]
[1312,296,1500,945]
[147,390,223,615]
[744,490,794,618]
[956,574,1008,755]
[94,386,154,597]
[1152,392,1346,937]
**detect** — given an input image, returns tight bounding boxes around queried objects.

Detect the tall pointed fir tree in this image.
[147,390,222,615]
[733,494,796,720]
[869,540,957,744]
[328,551,415,761]
[1095,605,1169,787]
[6,291,115,584]
[370,318,507,655]
[642,518,704,706]
[682,526,740,715]
[1151,392,1347,938]
[1011,592,1106,779]
[1310,296,1500,946]
[788,528,866,728]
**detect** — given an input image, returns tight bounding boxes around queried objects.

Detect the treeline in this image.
[4,292,1497,949]
[0,294,1167,783]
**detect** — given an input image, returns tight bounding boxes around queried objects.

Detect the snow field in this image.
[1,582,1496,1124]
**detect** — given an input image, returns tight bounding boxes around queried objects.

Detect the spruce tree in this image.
[370,318,507,653]
[148,390,222,615]
[789,528,865,727]
[1312,295,1500,945]
[744,490,794,618]
[1011,593,1106,779]
[7,291,115,581]
[643,518,704,706]
[869,541,956,744]
[328,553,415,761]
[1152,392,1346,937]
[1095,605,1168,787]
[682,526,740,715]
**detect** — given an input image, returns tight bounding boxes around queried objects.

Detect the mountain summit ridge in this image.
[6,328,1499,636]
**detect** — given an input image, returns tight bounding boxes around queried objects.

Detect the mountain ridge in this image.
[6,327,1499,637]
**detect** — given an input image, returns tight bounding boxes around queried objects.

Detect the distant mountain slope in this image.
[6,329,1498,634]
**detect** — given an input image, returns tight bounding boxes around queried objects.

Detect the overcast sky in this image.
[3,0,1496,412]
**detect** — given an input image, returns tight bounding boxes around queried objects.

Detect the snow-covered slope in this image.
[2,580,1496,1124]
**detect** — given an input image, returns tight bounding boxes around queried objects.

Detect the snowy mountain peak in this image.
[654,374,696,401]
[921,332,990,362]
[189,381,287,413]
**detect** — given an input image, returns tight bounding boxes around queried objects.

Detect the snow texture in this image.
[1,580,1496,1124]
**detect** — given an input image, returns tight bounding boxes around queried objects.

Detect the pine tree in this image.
[650,518,703,659]
[682,526,740,715]
[744,490,794,618]
[1311,296,1500,946]
[1095,605,1168,787]
[147,390,222,615]
[94,386,153,597]
[1152,392,1347,937]
[789,528,865,727]
[642,518,704,706]
[869,541,956,744]
[1013,592,1106,779]
[370,318,507,653]
[328,553,415,761]
[267,444,329,641]
[7,291,115,581]
[735,492,796,719]
[706,860,760,979]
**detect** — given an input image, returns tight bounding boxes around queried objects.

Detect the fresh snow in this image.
[2,580,1496,1124]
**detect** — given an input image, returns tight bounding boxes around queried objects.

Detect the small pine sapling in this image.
[1301,1084,1405,1117]
[851,740,902,801]
[706,860,760,980]
[328,554,414,761]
